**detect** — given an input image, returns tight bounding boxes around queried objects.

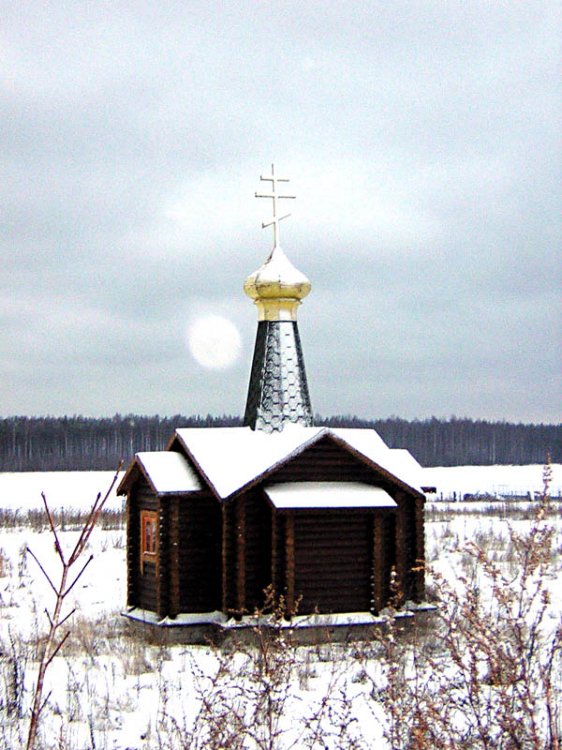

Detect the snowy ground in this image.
[0,463,560,512]
[0,470,124,512]
[0,467,560,749]
[423,463,562,500]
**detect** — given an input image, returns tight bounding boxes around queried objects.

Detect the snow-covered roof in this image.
[384,449,424,490]
[173,424,423,499]
[118,451,202,495]
[264,482,398,510]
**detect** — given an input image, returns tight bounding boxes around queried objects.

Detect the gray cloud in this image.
[1,1,560,421]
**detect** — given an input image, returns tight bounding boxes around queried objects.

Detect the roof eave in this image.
[170,431,223,501]
[116,459,140,495]
[116,456,160,496]
[221,427,333,501]
[316,431,426,501]
[117,452,208,497]
[227,428,424,501]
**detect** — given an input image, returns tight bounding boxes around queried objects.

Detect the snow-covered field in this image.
[0,467,560,749]
[0,470,124,512]
[0,463,560,512]
[423,463,562,500]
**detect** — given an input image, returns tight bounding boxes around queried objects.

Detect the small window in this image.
[140,510,158,571]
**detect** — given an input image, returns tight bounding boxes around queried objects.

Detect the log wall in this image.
[243,489,272,613]
[128,478,159,613]
[272,436,385,483]
[292,510,372,614]
[176,493,221,614]
[127,477,221,618]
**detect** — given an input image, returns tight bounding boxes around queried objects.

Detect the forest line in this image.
[0,414,559,471]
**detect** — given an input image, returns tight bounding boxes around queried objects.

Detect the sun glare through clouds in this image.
[186,314,242,370]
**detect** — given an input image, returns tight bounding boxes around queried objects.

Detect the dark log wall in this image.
[263,438,425,613]
[177,493,221,613]
[236,496,245,613]
[126,489,136,609]
[221,492,273,617]
[285,513,295,614]
[127,477,159,613]
[169,497,180,618]
[272,436,384,483]
[221,502,237,614]
[157,498,169,618]
[414,496,426,601]
[128,482,222,617]
[395,491,423,602]
[243,489,272,613]
[372,512,397,612]
[293,511,372,613]
[271,511,287,607]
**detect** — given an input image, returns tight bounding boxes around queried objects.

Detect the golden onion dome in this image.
[244,246,311,321]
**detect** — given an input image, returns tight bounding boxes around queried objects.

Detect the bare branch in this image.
[41,492,64,563]
[26,547,58,596]
[69,462,123,565]
[37,690,52,721]
[45,631,70,668]
[44,608,54,630]
[56,608,76,631]
[63,555,93,599]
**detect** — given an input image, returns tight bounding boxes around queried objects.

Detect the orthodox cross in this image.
[255,164,295,248]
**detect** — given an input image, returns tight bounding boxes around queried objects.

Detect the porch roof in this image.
[264,482,398,510]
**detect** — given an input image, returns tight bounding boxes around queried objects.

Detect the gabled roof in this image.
[171,424,424,500]
[117,451,202,496]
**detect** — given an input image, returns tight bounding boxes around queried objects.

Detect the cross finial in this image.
[255,164,295,248]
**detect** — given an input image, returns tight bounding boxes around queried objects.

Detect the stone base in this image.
[121,603,436,646]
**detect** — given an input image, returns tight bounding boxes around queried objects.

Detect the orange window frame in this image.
[140,510,158,572]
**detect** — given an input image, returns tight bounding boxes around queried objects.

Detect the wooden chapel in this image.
[117,165,426,630]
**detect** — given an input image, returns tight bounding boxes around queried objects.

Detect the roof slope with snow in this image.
[172,425,424,500]
[118,451,203,495]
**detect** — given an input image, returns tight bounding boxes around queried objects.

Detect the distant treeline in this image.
[0,415,559,471]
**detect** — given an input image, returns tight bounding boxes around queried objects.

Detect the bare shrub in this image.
[366,459,562,750]
[0,546,12,578]
[155,590,364,750]
[0,506,126,532]
[24,464,122,750]
[0,627,29,720]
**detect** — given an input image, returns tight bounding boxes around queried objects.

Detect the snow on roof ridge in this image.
[174,424,329,498]
[172,424,423,499]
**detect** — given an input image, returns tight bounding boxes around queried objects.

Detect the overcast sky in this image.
[2,1,561,423]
